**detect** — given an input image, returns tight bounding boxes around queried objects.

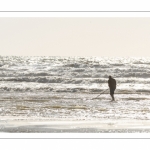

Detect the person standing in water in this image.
[108,76,116,101]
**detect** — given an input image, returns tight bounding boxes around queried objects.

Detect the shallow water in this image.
[0,93,150,120]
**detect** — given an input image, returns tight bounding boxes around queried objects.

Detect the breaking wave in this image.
[0,56,150,94]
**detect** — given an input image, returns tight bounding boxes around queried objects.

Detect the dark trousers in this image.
[109,88,115,100]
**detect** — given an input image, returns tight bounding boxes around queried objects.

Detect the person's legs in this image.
[111,94,115,101]
[110,89,115,101]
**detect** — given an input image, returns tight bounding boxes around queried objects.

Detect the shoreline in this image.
[1,118,150,133]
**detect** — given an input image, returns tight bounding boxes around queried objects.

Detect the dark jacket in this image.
[108,77,116,90]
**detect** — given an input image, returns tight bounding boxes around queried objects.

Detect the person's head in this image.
[109,76,112,79]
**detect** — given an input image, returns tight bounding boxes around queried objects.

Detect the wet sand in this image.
[1,118,150,133]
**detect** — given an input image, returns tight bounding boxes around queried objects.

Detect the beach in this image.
[1,117,150,133]
[0,92,150,133]
[0,56,150,133]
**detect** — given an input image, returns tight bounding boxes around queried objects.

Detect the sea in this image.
[0,56,150,121]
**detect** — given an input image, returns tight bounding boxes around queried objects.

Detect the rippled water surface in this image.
[0,56,150,120]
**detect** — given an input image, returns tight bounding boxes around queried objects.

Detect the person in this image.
[108,76,116,101]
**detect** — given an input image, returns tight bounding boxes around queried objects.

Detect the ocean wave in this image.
[0,83,148,94]
[123,72,150,78]
[1,57,150,93]
[1,76,150,84]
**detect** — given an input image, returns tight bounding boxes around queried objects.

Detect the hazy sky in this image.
[0,17,150,57]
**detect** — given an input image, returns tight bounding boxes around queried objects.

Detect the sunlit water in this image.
[0,56,150,120]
